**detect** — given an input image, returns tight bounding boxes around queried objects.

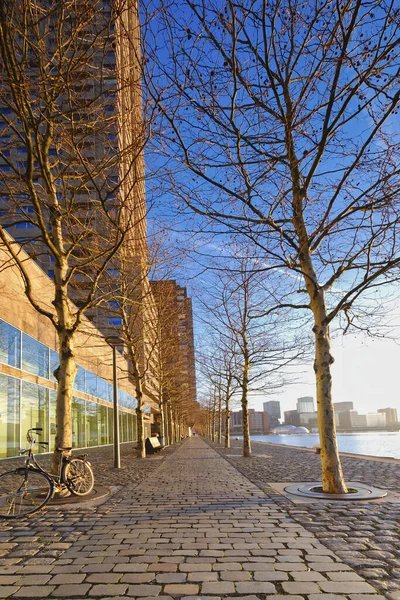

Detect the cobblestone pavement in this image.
[0,436,386,599]
[0,442,173,488]
[210,439,400,600]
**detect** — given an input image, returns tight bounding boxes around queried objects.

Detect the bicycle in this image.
[0,428,95,518]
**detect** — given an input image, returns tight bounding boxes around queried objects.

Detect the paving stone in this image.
[253,571,289,581]
[155,573,186,584]
[220,571,252,581]
[49,574,86,584]
[201,581,235,594]
[179,563,212,572]
[12,585,56,597]
[308,596,348,600]
[85,573,122,584]
[0,587,19,598]
[120,573,155,583]
[282,581,321,594]
[319,582,379,593]
[88,584,128,596]
[163,584,199,595]
[51,584,91,597]
[186,572,219,582]
[148,563,178,572]
[235,582,277,594]
[327,572,365,581]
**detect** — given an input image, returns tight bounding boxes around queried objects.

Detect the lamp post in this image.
[106,336,123,469]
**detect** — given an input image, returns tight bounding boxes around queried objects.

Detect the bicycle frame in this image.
[21,429,68,492]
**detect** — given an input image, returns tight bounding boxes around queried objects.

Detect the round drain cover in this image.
[284,481,387,500]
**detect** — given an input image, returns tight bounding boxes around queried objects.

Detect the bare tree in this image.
[200,251,305,457]
[0,0,147,469]
[199,336,241,448]
[145,0,400,491]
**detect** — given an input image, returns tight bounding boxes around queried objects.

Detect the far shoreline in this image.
[237,437,400,464]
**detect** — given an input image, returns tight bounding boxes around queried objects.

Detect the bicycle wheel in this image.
[0,469,54,518]
[62,458,94,496]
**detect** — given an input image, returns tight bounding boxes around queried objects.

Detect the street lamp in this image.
[106,336,124,469]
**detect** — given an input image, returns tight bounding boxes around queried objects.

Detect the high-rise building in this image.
[230,409,269,434]
[263,400,281,429]
[150,280,197,419]
[0,2,161,403]
[284,410,300,427]
[378,408,398,424]
[297,396,315,413]
[334,402,354,412]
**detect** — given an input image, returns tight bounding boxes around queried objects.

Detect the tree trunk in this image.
[130,358,145,458]
[312,296,347,493]
[241,351,251,457]
[169,406,175,443]
[289,126,347,494]
[162,399,169,446]
[211,403,216,442]
[225,400,230,449]
[51,329,77,473]
[217,392,222,444]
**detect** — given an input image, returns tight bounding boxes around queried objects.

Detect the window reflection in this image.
[0,374,20,458]
[86,371,97,396]
[72,397,86,448]
[21,381,49,453]
[22,334,49,378]
[86,401,98,446]
[0,321,21,368]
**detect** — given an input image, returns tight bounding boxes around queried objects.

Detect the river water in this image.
[248,432,400,460]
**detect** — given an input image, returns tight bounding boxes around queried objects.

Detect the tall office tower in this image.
[296,396,315,413]
[263,400,281,429]
[0,1,158,382]
[150,280,197,419]
[378,408,398,425]
[334,402,354,412]
[0,2,147,299]
[0,0,163,432]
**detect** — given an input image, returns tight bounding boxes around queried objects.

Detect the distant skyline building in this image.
[297,396,315,413]
[334,402,354,412]
[230,409,269,434]
[263,400,281,429]
[378,407,398,424]
[284,409,300,427]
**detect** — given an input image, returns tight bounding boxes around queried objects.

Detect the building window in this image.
[0,320,21,369]
[22,333,49,379]
[16,222,35,229]
[0,374,20,458]
[86,401,98,447]
[17,206,35,214]
[21,381,49,454]
[108,317,122,327]
[74,365,86,393]
[72,396,86,448]
[86,370,98,397]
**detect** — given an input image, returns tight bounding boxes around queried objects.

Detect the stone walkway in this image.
[0,437,386,599]
[210,439,400,599]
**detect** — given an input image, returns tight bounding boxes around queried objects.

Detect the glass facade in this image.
[0,319,138,459]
